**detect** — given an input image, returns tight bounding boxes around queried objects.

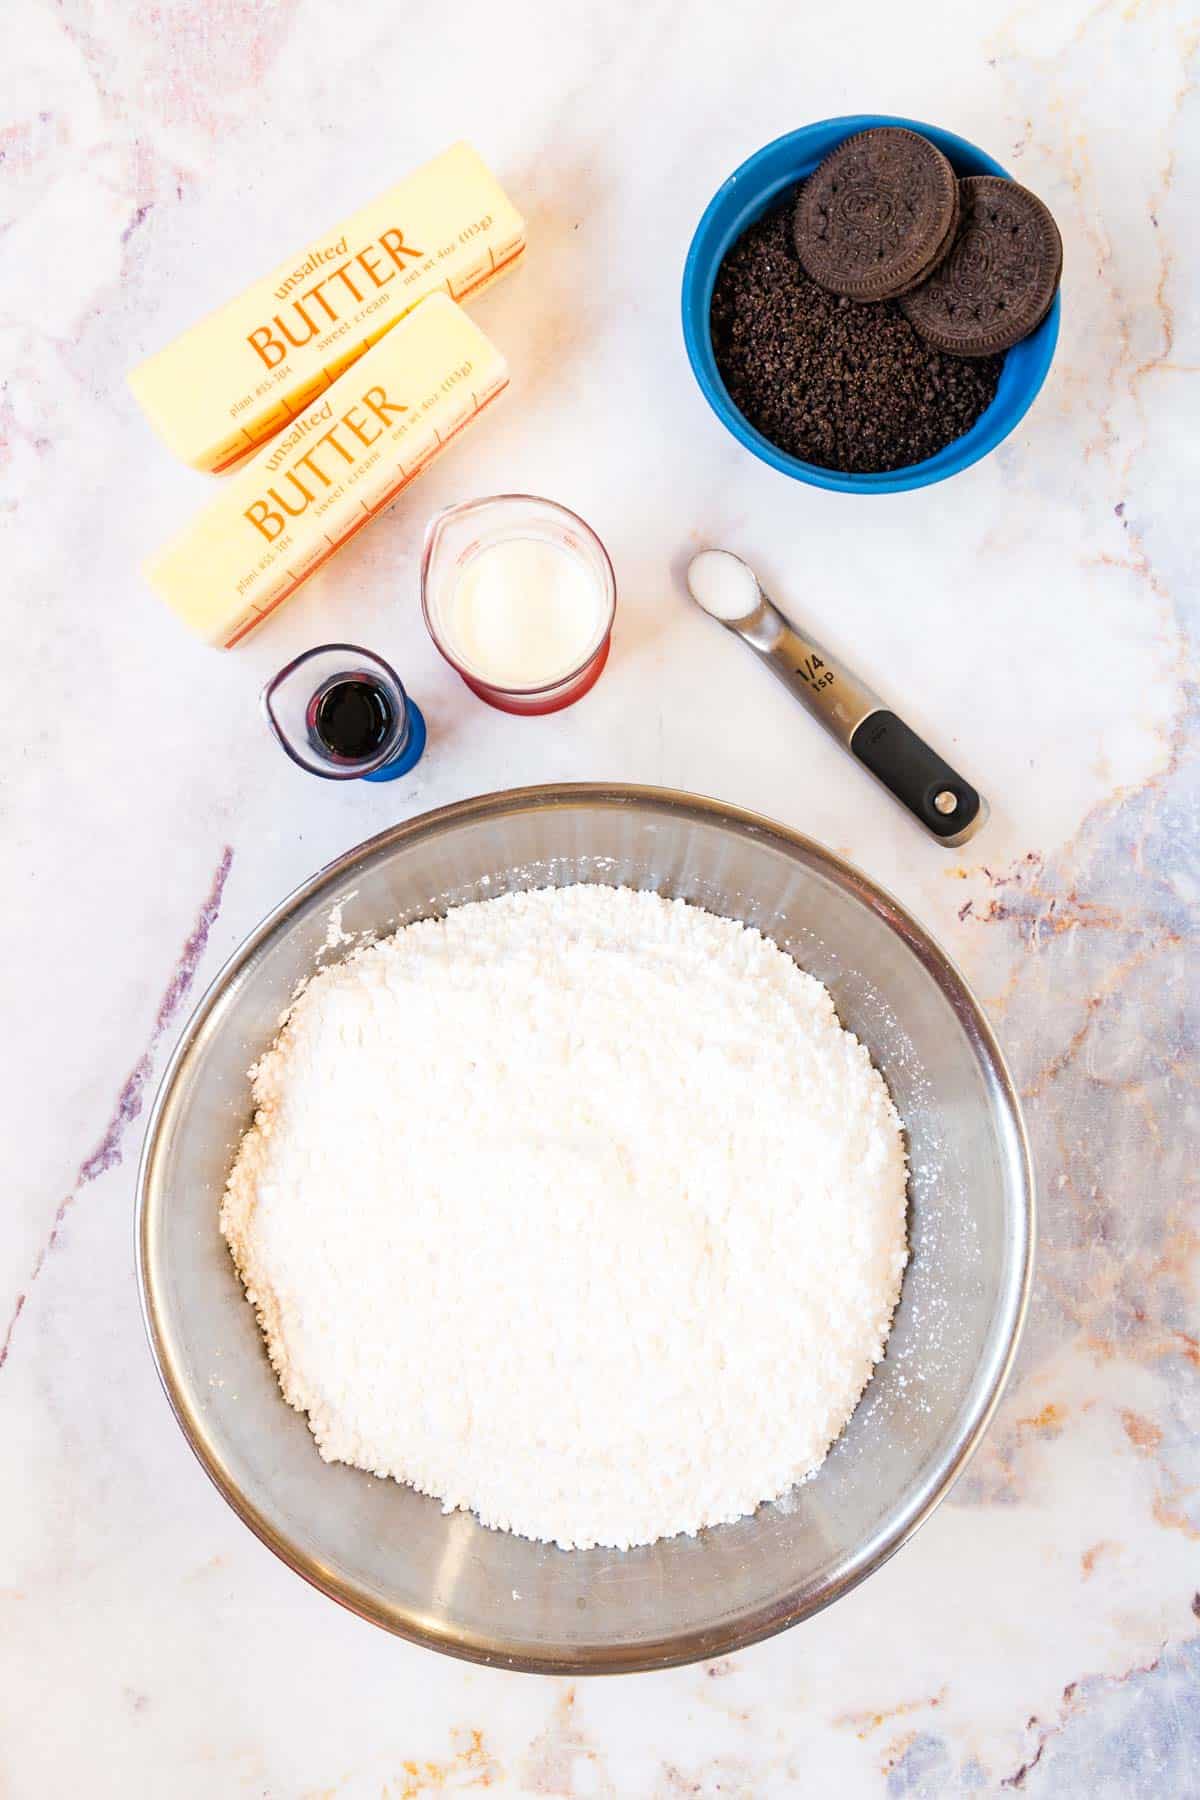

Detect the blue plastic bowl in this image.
[681,115,1061,494]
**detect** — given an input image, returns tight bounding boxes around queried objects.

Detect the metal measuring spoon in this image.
[686,549,987,847]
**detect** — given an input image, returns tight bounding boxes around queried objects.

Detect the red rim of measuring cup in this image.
[420,496,618,715]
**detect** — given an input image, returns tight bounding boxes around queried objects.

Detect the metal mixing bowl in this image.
[137,785,1033,1673]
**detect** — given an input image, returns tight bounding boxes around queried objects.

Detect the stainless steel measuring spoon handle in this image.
[733,592,988,849]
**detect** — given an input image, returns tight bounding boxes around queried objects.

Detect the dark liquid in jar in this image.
[314,679,394,760]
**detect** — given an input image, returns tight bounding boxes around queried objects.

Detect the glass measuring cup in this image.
[262,644,426,782]
[420,495,617,715]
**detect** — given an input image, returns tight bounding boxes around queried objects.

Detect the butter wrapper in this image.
[129,142,523,472]
[143,294,508,647]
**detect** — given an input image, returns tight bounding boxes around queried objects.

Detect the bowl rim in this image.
[136,782,1035,1673]
[681,113,1062,494]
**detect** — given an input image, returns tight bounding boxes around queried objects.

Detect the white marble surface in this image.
[4,0,1198,1792]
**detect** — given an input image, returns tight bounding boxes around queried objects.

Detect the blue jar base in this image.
[362,699,427,782]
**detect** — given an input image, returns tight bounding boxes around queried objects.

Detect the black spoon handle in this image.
[850,709,987,846]
[723,593,988,848]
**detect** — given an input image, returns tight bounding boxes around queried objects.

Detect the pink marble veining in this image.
[3,0,1197,1792]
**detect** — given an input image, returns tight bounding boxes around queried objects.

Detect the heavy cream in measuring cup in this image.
[421,496,616,713]
[442,537,608,688]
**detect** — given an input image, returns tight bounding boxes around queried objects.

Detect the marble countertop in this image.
[5,0,1197,1793]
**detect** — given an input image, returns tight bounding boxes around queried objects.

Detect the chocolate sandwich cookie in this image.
[793,127,960,302]
[901,176,1063,357]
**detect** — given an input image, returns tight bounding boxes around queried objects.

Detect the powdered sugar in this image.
[221,885,908,1550]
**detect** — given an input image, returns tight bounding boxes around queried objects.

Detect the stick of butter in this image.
[143,294,507,648]
[129,142,524,473]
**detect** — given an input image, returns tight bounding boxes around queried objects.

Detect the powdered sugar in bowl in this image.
[137,785,1033,1673]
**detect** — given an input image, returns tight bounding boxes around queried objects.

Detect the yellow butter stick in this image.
[143,294,507,648]
[129,142,524,472]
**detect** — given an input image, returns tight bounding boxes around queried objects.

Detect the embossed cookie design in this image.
[901,176,1063,357]
[793,127,960,302]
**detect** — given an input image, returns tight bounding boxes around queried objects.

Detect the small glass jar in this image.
[262,644,426,782]
[421,495,617,715]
